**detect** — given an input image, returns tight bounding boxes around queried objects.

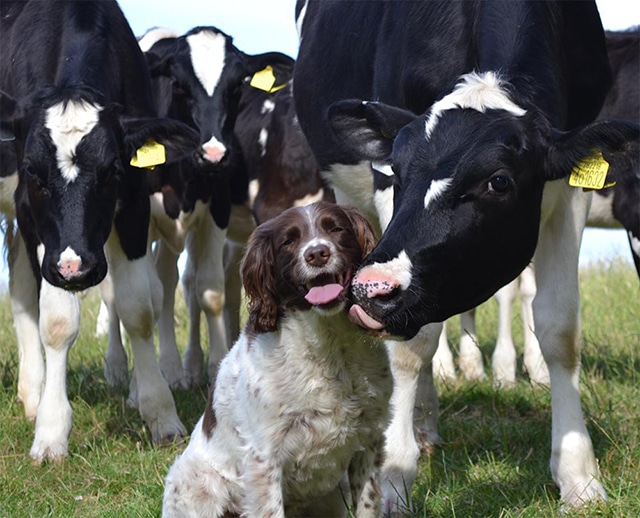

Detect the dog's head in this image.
[241,201,377,334]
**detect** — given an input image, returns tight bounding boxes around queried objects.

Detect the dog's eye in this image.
[280,237,295,248]
[330,227,344,233]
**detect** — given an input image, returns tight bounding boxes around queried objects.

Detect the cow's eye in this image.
[488,174,512,193]
[23,163,44,184]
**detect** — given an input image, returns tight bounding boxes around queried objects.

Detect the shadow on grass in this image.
[412,380,616,517]
[1,353,210,452]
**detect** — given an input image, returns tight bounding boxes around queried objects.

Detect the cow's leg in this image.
[491,277,519,387]
[381,322,441,515]
[535,188,605,506]
[30,278,80,463]
[192,214,228,382]
[519,263,549,385]
[224,204,257,344]
[95,298,109,338]
[458,308,485,380]
[181,246,205,388]
[223,239,244,344]
[9,228,43,422]
[106,233,185,444]
[155,240,187,389]
[431,321,457,382]
[100,271,129,388]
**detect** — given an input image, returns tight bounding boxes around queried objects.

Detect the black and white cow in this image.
[594,27,640,273]
[434,26,640,388]
[294,0,639,511]
[0,0,200,462]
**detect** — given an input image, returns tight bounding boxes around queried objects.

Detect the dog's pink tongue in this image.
[305,283,344,305]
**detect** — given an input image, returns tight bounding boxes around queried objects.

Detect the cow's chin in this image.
[41,261,108,292]
[348,303,430,340]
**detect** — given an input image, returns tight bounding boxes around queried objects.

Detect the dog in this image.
[162,201,392,517]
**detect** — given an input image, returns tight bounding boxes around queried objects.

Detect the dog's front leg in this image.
[348,441,384,517]
[243,451,285,518]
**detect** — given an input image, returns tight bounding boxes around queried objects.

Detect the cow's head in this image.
[1,86,199,291]
[329,72,639,339]
[142,26,290,167]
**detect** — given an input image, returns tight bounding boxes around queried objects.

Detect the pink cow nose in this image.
[202,139,227,163]
[58,256,82,280]
[352,269,399,299]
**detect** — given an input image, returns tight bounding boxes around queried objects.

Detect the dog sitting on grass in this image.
[162,201,392,517]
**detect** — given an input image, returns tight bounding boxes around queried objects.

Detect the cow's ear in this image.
[328,100,417,161]
[140,35,178,77]
[545,120,639,185]
[0,91,18,142]
[119,116,200,166]
[243,52,295,93]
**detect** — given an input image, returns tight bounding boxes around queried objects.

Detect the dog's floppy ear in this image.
[343,205,378,258]
[241,223,279,334]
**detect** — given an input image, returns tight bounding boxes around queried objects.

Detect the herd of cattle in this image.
[0,0,638,514]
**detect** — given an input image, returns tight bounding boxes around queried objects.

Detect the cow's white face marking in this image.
[261,99,275,114]
[187,30,227,97]
[368,250,413,290]
[258,128,268,157]
[425,71,527,138]
[138,27,178,53]
[424,178,453,209]
[45,100,101,184]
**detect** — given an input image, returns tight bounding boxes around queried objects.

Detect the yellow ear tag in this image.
[250,65,286,93]
[568,149,611,190]
[130,139,166,170]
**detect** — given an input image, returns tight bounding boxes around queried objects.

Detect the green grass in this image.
[1,259,638,517]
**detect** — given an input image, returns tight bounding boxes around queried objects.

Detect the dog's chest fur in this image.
[213,310,392,504]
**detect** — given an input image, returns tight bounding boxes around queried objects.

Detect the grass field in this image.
[0,259,638,517]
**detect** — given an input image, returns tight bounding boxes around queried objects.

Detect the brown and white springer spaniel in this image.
[162,201,391,518]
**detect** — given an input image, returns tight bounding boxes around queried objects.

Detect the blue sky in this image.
[119,0,300,57]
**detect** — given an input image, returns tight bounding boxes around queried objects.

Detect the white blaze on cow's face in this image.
[261,99,275,114]
[186,30,231,163]
[186,30,227,97]
[45,99,101,183]
[258,128,268,157]
[423,178,453,210]
[425,71,527,138]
